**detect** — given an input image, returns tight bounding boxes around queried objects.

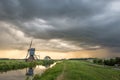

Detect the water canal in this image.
[0,65,46,80]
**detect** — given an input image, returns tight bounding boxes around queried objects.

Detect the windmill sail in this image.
[29,40,33,49]
[25,40,33,60]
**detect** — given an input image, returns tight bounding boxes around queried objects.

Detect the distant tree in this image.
[115,57,120,64]
[109,59,116,66]
[93,58,97,63]
[93,58,103,64]
[94,58,120,66]
[98,59,103,64]
[104,58,116,66]
[104,59,109,65]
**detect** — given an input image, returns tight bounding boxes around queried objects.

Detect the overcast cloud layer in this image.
[0,0,120,53]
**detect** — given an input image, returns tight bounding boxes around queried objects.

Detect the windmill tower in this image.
[25,40,35,62]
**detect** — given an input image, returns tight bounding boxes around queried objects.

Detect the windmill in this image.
[25,40,36,62]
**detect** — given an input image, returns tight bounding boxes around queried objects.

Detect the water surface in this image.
[0,65,46,80]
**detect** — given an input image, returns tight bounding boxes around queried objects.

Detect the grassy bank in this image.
[33,62,63,80]
[0,60,42,72]
[33,60,120,80]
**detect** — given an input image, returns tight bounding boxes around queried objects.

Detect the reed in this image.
[0,60,42,72]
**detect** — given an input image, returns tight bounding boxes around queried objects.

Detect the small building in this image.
[44,56,51,60]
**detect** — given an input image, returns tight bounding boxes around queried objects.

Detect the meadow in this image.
[33,60,120,80]
[0,59,43,72]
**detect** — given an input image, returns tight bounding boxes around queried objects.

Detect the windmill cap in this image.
[29,48,35,51]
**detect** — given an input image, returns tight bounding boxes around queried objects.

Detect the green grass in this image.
[33,60,120,80]
[33,62,63,80]
[64,61,120,80]
[0,60,43,72]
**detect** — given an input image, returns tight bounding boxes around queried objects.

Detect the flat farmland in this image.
[34,60,120,80]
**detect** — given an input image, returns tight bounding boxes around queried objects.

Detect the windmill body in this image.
[26,40,36,62]
[29,48,35,56]
[27,48,35,61]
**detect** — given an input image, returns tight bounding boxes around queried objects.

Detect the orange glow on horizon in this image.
[0,49,120,59]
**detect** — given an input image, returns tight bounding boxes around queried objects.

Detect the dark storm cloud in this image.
[0,0,120,52]
[0,0,108,20]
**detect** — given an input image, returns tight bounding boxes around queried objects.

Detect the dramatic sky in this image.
[0,0,120,59]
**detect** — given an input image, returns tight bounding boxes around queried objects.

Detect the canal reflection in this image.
[25,67,34,80]
[0,62,56,80]
[0,65,46,80]
[26,67,34,76]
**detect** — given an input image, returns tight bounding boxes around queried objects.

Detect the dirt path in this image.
[56,62,66,80]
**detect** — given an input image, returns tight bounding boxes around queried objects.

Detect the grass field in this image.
[0,60,43,71]
[33,60,120,80]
